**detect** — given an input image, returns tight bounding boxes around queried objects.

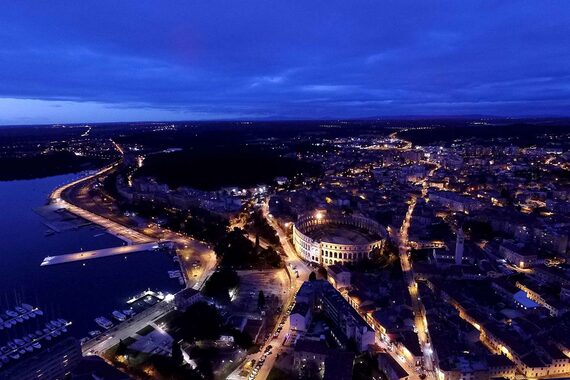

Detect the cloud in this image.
[301,85,358,93]
[0,1,569,124]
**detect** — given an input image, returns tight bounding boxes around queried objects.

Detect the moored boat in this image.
[112,310,127,322]
[94,317,113,330]
[5,310,18,318]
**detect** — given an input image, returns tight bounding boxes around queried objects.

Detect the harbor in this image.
[0,174,183,337]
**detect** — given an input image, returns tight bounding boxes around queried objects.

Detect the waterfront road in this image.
[50,162,153,245]
[82,300,174,356]
[48,162,216,290]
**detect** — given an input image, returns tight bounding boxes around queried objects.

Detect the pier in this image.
[40,242,165,266]
[1,308,41,327]
[126,289,166,304]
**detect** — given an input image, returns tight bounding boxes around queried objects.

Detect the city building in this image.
[293,339,355,380]
[174,287,203,311]
[289,280,375,352]
[290,301,312,331]
[327,264,351,289]
[377,352,409,380]
[499,241,541,268]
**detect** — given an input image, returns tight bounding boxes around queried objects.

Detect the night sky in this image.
[1,1,569,124]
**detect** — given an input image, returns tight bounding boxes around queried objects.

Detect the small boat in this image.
[34,309,44,316]
[123,309,135,317]
[7,342,17,350]
[25,345,34,353]
[95,317,113,330]
[15,316,24,323]
[5,310,18,318]
[112,310,127,322]
[9,352,19,360]
[14,339,25,347]
[21,304,34,312]
[14,339,27,354]
[32,341,41,350]
[15,306,29,319]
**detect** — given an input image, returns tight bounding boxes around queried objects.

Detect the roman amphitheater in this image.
[292,210,387,265]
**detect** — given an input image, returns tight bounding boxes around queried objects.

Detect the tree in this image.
[369,246,383,261]
[299,359,320,380]
[203,268,240,302]
[116,339,127,357]
[173,302,223,342]
[308,271,317,281]
[257,290,266,309]
[171,340,183,366]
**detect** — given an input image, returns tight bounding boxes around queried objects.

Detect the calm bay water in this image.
[0,173,181,338]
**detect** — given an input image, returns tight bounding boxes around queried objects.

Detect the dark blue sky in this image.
[1,1,569,124]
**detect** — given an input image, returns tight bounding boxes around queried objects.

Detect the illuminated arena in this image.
[293,210,387,265]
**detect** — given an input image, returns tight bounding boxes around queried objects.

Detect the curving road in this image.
[50,162,154,244]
